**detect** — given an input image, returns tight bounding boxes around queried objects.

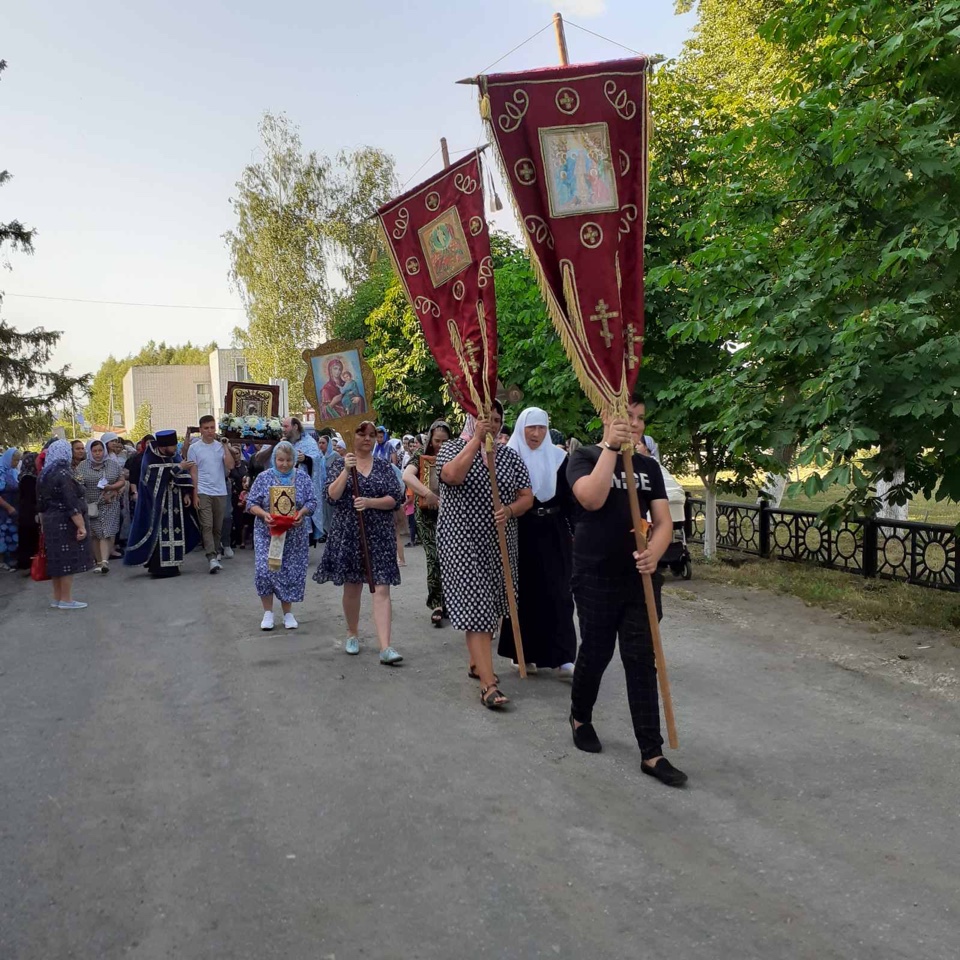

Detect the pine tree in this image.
[0,59,89,448]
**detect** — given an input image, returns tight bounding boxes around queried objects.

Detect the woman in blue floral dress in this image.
[314,421,405,665]
[246,442,317,631]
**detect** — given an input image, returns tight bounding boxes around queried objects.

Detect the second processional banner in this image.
[377,150,497,417]
[480,58,650,412]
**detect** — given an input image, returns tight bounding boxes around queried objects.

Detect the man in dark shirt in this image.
[566,398,687,787]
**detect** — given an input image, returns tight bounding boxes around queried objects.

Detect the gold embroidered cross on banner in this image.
[444,370,466,405]
[625,323,639,369]
[463,340,481,374]
[590,299,618,348]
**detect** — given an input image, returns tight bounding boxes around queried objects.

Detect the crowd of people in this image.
[1,395,687,786]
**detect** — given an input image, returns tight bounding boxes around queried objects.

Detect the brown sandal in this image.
[480,684,509,709]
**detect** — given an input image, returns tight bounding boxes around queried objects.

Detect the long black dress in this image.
[497,461,577,669]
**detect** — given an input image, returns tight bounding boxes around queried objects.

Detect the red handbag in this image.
[31,533,50,582]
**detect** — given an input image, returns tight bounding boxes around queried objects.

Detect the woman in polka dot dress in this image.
[436,401,533,709]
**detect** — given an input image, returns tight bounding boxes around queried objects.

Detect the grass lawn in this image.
[686,546,960,638]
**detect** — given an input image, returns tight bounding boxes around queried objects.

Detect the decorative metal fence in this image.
[686,497,959,592]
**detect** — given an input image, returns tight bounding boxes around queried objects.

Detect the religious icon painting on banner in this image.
[539,123,619,219]
[303,339,378,448]
[418,207,473,287]
[309,349,369,422]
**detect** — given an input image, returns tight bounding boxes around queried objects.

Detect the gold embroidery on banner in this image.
[405,257,420,275]
[464,340,481,373]
[561,260,588,346]
[514,158,537,185]
[477,256,494,288]
[393,208,410,240]
[625,323,640,369]
[414,296,441,317]
[580,222,603,249]
[425,192,441,211]
[469,216,483,236]
[454,173,478,194]
[525,215,555,250]
[443,369,467,408]
[603,80,637,120]
[447,321,484,411]
[590,300,618,348]
[555,87,580,115]
[619,204,638,235]
[498,89,529,133]
[452,280,465,301]
[477,299,492,409]
[619,149,631,177]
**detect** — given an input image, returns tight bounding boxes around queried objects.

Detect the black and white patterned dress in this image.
[37,465,95,578]
[436,439,531,632]
[75,458,122,540]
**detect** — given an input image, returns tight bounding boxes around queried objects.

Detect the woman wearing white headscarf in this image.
[497,407,578,676]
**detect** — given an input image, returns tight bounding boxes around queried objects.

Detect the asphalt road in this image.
[1,546,958,960]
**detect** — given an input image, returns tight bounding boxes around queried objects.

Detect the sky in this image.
[1,0,697,378]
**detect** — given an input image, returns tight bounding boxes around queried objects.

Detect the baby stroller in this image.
[656,465,693,580]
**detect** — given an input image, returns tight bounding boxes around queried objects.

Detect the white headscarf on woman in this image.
[507,407,566,502]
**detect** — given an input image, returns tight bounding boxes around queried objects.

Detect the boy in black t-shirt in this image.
[566,399,687,787]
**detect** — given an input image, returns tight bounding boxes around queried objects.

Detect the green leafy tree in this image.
[492,233,596,439]
[671,0,960,524]
[0,59,89,448]
[365,279,458,429]
[642,2,797,551]
[226,113,398,410]
[131,401,153,439]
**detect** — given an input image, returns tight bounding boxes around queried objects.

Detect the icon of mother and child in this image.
[316,354,367,421]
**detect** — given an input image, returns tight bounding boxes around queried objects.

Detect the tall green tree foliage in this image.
[364,279,458,429]
[225,113,397,409]
[671,0,960,521]
[643,0,795,551]
[0,59,88,448]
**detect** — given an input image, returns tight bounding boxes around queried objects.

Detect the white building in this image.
[122,348,249,435]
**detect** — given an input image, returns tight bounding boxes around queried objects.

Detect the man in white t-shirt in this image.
[183,415,236,574]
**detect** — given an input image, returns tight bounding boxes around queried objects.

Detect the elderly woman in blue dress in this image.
[314,421,405,665]
[246,441,317,631]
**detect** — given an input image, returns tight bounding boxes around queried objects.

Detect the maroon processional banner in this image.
[480,58,650,413]
[377,151,497,418]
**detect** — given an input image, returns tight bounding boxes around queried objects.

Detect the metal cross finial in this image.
[590,299,619,348]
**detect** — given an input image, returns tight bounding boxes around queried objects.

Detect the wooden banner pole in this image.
[486,434,527,678]
[553,12,570,66]
[440,137,451,168]
[621,447,678,748]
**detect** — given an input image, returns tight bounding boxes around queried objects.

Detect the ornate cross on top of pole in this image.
[590,299,618,348]
[625,323,639,369]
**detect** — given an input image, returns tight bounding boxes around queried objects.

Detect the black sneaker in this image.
[569,713,602,753]
[641,757,688,788]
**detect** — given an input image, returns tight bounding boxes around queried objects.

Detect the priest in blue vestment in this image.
[124,430,201,578]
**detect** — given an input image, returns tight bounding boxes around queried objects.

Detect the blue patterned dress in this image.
[314,457,403,587]
[247,468,317,602]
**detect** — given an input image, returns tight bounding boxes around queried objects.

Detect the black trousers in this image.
[570,567,664,760]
